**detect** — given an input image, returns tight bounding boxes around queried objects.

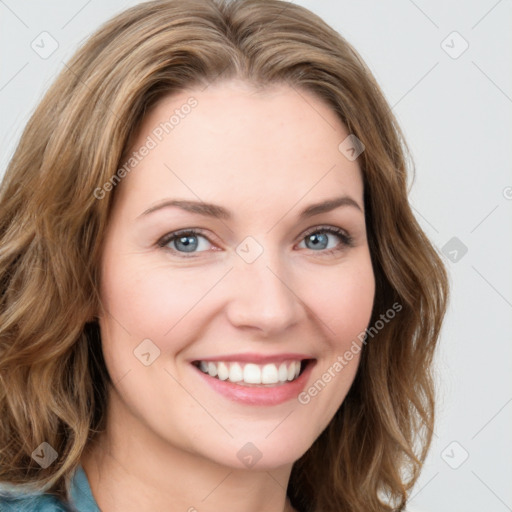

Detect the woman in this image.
[0,0,449,511]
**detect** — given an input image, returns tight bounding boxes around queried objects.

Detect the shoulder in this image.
[0,491,69,512]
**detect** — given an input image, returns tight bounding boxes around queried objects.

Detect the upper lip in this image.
[190,352,315,365]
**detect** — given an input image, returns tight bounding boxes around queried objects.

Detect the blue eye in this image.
[157,226,353,258]
[158,230,212,254]
[299,226,353,255]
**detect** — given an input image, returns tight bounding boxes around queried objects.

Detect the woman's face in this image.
[97,79,375,469]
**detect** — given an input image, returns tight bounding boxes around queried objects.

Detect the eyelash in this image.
[157,225,354,258]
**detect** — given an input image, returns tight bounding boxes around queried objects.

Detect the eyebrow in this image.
[139,195,363,220]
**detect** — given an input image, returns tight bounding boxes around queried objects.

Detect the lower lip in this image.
[192,360,316,406]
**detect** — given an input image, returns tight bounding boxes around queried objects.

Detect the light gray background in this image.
[1,1,511,511]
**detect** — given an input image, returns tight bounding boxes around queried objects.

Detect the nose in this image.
[224,249,304,336]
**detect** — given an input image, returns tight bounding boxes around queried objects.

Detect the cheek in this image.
[100,255,199,332]
[98,254,217,369]
[99,245,375,367]
[295,254,374,426]
[100,247,375,335]
[307,252,375,350]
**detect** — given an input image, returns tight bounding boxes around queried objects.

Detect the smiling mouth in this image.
[191,359,314,387]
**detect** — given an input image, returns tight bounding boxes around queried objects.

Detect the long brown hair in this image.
[0,1,449,510]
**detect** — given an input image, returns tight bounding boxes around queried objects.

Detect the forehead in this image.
[115,80,364,215]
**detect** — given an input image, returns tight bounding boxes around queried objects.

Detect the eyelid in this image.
[157,224,354,256]
[157,228,215,250]
[300,224,353,246]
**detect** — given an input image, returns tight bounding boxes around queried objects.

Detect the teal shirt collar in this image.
[70,464,100,512]
[0,463,100,511]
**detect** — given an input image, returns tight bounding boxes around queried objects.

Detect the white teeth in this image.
[229,362,243,382]
[196,359,305,385]
[217,362,229,381]
[243,363,261,384]
[287,363,295,381]
[278,363,288,382]
[207,362,217,377]
[261,363,279,384]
